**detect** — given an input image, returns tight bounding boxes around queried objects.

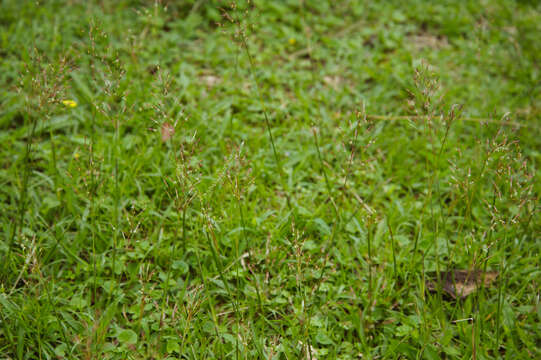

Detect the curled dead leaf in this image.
[426,269,499,299]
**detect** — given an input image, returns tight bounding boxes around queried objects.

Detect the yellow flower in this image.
[288,38,296,45]
[74,152,80,160]
[62,99,77,108]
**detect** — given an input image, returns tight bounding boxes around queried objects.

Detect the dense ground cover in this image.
[0,0,539,358]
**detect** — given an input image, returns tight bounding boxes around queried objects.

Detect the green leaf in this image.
[69,296,88,310]
[396,324,413,338]
[166,339,180,353]
[54,344,67,358]
[117,329,138,345]
[172,260,189,275]
[315,330,333,345]
[222,333,236,345]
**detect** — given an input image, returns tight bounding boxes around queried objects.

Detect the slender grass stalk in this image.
[195,243,225,359]
[410,222,422,272]
[201,200,242,359]
[234,218,240,360]
[158,253,172,356]
[237,30,292,211]
[238,202,262,309]
[86,75,99,308]
[177,273,193,355]
[311,128,338,216]
[495,231,507,352]
[387,220,397,279]
[230,152,260,357]
[182,205,187,255]
[473,192,496,346]
[472,314,477,360]
[36,285,43,360]
[310,128,342,293]
[82,23,100,315]
[495,260,504,351]
[367,220,373,299]
[48,127,60,201]
[4,113,39,278]
[90,106,98,306]
[109,115,120,300]
[423,112,443,300]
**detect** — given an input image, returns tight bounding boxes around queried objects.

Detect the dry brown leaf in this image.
[323,75,343,90]
[426,269,499,299]
[409,33,449,51]
[201,74,220,87]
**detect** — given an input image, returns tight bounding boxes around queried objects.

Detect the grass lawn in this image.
[0,0,540,358]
